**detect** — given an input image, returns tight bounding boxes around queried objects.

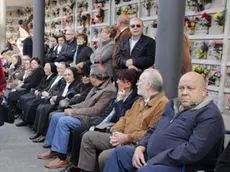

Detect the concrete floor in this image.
[0,120,61,172]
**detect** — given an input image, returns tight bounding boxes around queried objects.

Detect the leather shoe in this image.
[43,143,51,149]
[60,165,81,172]
[15,121,27,127]
[37,150,58,159]
[32,136,45,143]
[29,133,40,140]
[45,158,68,168]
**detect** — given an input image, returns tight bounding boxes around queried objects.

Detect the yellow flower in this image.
[185,22,189,28]
[214,12,222,19]
[191,22,196,28]
[204,69,208,74]
[201,73,205,77]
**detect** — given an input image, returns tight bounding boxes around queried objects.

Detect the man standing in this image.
[115,18,156,71]
[104,72,225,172]
[112,14,132,68]
[56,28,77,63]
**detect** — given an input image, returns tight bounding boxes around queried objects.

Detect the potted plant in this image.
[208,71,221,86]
[195,41,210,59]
[184,17,198,35]
[213,10,226,33]
[143,0,155,17]
[193,65,209,79]
[200,12,212,34]
[198,0,212,9]
[212,41,223,60]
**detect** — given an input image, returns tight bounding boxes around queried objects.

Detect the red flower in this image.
[184,17,189,23]
[201,12,212,21]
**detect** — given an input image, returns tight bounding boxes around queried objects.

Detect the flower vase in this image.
[220,25,224,33]
[189,6,196,11]
[145,9,151,17]
[204,3,212,9]
[215,80,220,87]
[203,51,208,59]
[203,26,209,34]
[187,28,195,35]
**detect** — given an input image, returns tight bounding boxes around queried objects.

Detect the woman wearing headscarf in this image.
[30,67,80,143]
[15,63,57,126]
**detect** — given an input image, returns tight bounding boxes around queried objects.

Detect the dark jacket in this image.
[55,79,80,104]
[69,82,93,105]
[86,87,139,127]
[21,67,45,89]
[45,46,58,62]
[75,45,93,67]
[57,39,77,63]
[45,76,65,97]
[138,98,225,166]
[115,34,156,71]
[216,141,230,172]
[36,73,56,91]
[22,37,33,58]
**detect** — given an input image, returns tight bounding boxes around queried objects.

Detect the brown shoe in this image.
[37,150,58,159]
[45,158,68,169]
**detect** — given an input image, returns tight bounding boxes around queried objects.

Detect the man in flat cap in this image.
[37,64,116,169]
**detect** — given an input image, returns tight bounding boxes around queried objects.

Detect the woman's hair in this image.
[12,54,22,69]
[58,35,66,42]
[116,69,141,88]
[30,57,41,65]
[76,33,88,45]
[47,62,57,75]
[102,26,117,39]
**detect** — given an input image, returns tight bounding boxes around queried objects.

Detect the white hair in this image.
[143,68,163,92]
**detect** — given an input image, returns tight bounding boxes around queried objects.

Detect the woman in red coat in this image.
[0,59,7,126]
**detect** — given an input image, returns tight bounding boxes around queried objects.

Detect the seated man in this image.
[37,64,116,169]
[76,68,168,172]
[104,72,225,172]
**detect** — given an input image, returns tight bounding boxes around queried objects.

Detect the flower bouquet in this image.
[198,0,212,9]
[213,10,226,32]
[184,17,198,35]
[143,0,155,16]
[193,65,209,79]
[200,12,212,34]
[187,0,198,11]
[195,41,210,59]
[212,41,223,60]
[208,70,221,86]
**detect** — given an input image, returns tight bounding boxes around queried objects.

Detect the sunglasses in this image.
[130,24,142,28]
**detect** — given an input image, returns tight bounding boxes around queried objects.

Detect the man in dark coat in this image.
[56,28,77,63]
[104,72,225,172]
[115,17,155,71]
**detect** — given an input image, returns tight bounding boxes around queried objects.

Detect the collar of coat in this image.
[94,78,112,91]
[139,91,166,107]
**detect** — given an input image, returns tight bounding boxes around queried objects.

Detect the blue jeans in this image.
[45,112,82,154]
[103,146,182,172]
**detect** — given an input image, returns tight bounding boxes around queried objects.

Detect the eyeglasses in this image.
[130,24,142,28]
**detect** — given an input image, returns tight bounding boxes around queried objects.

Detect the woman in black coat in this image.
[7,57,45,116]
[15,63,57,126]
[30,67,81,143]
[70,33,93,74]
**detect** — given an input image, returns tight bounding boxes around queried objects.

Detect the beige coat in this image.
[71,79,116,125]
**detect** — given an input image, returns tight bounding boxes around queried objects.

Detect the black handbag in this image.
[0,96,15,124]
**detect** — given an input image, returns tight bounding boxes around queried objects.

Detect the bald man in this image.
[112,14,132,68]
[104,72,225,172]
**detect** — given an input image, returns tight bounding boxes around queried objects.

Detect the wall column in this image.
[0,0,6,52]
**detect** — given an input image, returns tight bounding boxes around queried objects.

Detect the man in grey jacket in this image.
[37,64,116,169]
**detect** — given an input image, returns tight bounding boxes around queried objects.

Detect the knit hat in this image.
[90,64,109,78]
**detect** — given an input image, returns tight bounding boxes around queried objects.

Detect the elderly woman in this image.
[31,67,80,143]
[7,57,45,117]
[15,63,57,126]
[70,33,93,74]
[90,26,117,78]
